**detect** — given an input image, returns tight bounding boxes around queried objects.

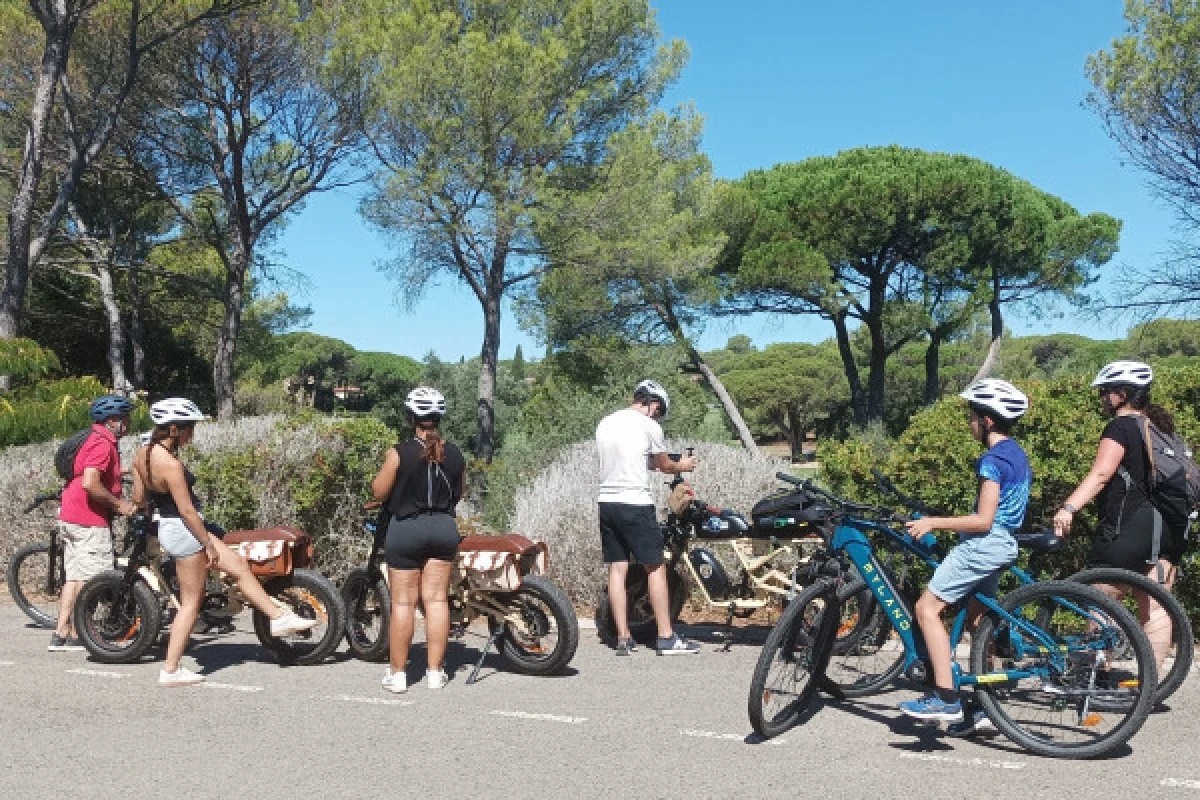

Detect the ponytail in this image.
[1146,403,1176,435]
[410,416,445,463]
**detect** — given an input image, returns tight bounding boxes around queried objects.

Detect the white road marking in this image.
[0,660,15,666]
[679,728,786,746]
[1162,778,1200,790]
[66,668,128,679]
[338,695,413,707]
[490,710,587,725]
[899,753,1025,771]
[203,682,264,693]
[577,618,597,630]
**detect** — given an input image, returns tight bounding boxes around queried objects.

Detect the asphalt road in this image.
[1,602,1196,799]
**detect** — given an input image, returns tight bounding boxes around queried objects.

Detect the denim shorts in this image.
[927,527,1018,604]
[154,515,204,559]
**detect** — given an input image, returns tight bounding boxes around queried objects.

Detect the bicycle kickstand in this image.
[466,629,503,685]
[718,605,737,653]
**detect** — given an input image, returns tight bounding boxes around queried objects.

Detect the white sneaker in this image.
[382,669,407,694]
[158,667,205,687]
[270,612,319,637]
[426,668,448,689]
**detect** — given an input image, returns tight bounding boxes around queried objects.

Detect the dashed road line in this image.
[1162,778,1200,791]
[338,695,413,707]
[66,668,128,679]
[490,710,587,725]
[679,728,787,746]
[899,753,1025,771]
[0,660,15,666]
[203,682,264,693]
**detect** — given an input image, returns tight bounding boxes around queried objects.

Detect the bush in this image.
[510,440,785,604]
[0,377,151,448]
[819,364,1200,626]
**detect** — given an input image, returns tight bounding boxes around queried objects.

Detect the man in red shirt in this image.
[51,395,137,651]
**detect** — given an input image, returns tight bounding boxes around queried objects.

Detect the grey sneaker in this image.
[656,633,700,655]
[48,634,85,652]
[615,637,638,656]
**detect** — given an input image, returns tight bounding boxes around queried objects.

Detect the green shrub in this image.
[820,364,1200,626]
[0,377,151,448]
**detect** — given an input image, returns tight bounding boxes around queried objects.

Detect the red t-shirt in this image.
[58,424,122,527]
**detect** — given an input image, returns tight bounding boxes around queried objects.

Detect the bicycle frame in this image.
[832,516,1108,688]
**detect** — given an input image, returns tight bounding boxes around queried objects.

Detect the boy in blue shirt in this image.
[898,379,1033,731]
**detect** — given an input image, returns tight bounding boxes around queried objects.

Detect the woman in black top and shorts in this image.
[1054,361,1184,672]
[370,387,466,693]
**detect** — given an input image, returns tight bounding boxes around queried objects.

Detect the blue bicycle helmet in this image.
[89,394,133,422]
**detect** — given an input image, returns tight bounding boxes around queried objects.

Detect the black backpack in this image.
[1124,417,1200,575]
[54,428,95,484]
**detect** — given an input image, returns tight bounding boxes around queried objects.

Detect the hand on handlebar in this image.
[904,517,936,538]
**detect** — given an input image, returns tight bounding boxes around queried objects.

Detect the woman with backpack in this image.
[370,387,466,693]
[1053,360,1186,673]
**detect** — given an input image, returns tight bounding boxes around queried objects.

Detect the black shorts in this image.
[384,513,460,570]
[598,502,663,566]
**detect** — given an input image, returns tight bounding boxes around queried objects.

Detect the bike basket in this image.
[750,490,831,535]
[225,526,313,577]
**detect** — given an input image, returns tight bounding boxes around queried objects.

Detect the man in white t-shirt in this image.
[596,380,699,656]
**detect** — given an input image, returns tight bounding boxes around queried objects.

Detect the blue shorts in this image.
[927,527,1018,604]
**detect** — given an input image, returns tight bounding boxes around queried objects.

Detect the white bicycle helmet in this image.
[634,379,670,418]
[958,379,1029,421]
[404,386,446,418]
[1091,360,1153,388]
[149,397,207,426]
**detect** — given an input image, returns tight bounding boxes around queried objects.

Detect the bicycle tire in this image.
[7,541,62,628]
[1069,567,1193,706]
[969,580,1156,760]
[253,569,347,666]
[747,579,839,738]
[824,575,908,697]
[498,575,580,676]
[594,566,686,645]
[73,570,162,663]
[342,568,391,662]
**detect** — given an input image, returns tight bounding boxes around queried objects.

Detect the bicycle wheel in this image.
[831,578,884,655]
[6,541,62,628]
[824,576,907,697]
[1070,567,1193,706]
[342,568,391,662]
[969,580,1156,760]
[748,579,839,738]
[73,571,162,663]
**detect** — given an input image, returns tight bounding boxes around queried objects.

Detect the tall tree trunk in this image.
[657,302,759,455]
[128,263,146,388]
[0,28,70,351]
[866,318,887,424]
[785,405,803,462]
[476,294,500,463]
[214,252,247,420]
[832,311,867,427]
[923,329,942,406]
[95,263,129,394]
[972,268,1003,383]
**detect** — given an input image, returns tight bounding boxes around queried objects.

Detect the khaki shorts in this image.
[57,521,114,581]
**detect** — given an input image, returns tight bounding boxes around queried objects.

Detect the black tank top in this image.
[144,445,200,517]
[387,438,465,520]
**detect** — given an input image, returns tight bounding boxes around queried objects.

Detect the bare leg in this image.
[1139,560,1178,674]
[55,580,81,637]
[164,553,207,673]
[388,568,420,674]
[208,539,283,620]
[645,563,674,640]
[419,559,454,671]
[607,561,631,640]
[915,590,952,691]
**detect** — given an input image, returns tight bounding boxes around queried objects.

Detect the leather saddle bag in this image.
[224,526,313,578]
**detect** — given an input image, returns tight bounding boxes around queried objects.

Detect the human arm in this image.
[371,447,400,503]
[80,467,135,516]
[1053,437,1126,536]
[905,479,1000,537]
[131,452,146,510]
[650,452,697,474]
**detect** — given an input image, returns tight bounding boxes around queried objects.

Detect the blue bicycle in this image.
[747,474,1157,759]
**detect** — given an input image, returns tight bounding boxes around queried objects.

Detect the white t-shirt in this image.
[595,407,666,505]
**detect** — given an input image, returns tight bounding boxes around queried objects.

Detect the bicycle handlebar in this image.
[24,491,61,514]
[774,472,897,519]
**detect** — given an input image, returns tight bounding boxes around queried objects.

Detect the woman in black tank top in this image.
[369,386,465,693]
[131,397,318,687]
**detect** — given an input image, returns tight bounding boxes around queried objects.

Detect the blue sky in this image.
[273,0,1172,361]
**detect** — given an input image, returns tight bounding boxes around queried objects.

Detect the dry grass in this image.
[510,440,787,603]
